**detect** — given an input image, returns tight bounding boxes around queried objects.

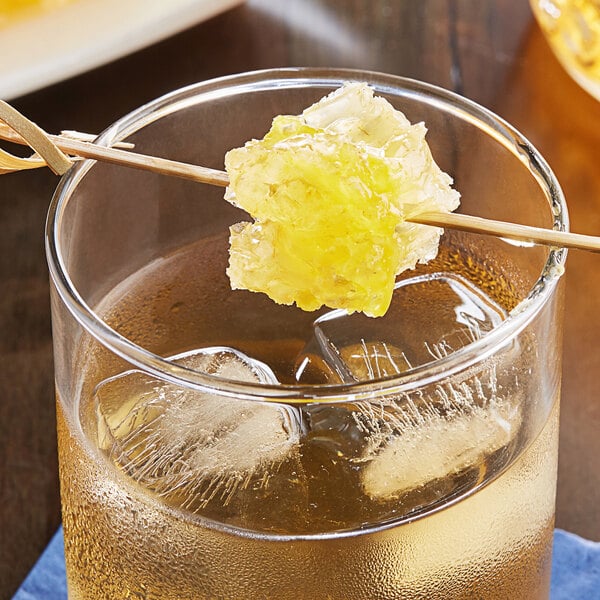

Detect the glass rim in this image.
[45,67,568,403]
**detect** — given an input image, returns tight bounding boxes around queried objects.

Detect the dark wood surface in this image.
[2,1,600,596]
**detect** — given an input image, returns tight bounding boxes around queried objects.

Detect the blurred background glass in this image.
[531,0,600,99]
[0,0,75,27]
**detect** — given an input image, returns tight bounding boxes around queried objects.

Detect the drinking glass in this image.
[531,0,600,100]
[47,68,567,599]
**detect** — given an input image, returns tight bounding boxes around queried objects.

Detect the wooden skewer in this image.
[0,103,71,175]
[0,118,229,187]
[1,104,598,253]
[410,212,598,253]
[46,131,230,188]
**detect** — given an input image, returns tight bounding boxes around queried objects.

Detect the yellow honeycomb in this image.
[225,83,459,317]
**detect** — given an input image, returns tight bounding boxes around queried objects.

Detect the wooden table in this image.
[1,1,599,596]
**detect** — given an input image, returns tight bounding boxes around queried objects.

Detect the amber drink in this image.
[47,70,567,599]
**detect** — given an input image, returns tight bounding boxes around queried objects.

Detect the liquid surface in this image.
[58,235,559,599]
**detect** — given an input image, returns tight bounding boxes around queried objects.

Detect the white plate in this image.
[0,0,244,100]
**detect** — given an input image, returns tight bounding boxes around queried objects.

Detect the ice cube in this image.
[291,273,520,500]
[359,390,521,500]
[95,347,301,510]
[294,272,507,384]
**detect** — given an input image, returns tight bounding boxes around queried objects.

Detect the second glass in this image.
[47,69,566,599]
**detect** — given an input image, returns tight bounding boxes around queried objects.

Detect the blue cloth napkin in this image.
[551,529,600,599]
[13,529,67,600]
[13,528,600,599]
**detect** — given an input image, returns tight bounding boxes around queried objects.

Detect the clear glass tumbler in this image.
[47,68,567,599]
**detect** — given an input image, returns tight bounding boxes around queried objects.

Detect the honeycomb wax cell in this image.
[224,83,460,317]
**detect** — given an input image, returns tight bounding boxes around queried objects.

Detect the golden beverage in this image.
[57,236,559,600]
[531,0,600,99]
